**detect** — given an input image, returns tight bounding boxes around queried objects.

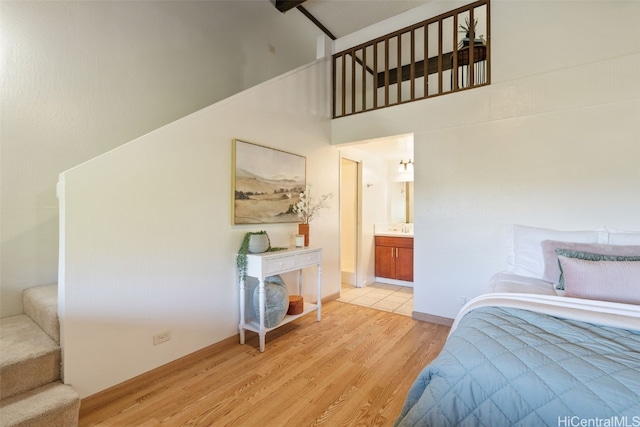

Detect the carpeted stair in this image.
[0,285,80,427]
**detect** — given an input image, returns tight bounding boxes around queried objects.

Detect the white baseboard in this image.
[374,277,413,288]
[412,311,453,327]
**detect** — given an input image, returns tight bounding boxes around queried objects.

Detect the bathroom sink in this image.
[374,230,414,237]
[373,224,414,237]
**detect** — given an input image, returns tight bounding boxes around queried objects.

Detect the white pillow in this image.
[606,227,640,245]
[558,256,640,305]
[506,225,604,280]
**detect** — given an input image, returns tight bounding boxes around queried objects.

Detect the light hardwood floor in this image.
[79,300,450,427]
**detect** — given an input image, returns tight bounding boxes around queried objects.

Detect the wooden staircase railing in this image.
[333,0,490,118]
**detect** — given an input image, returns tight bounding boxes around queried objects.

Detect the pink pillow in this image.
[558,256,640,305]
[541,240,640,283]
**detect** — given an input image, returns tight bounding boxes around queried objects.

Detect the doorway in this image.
[340,158,359,286]
[337,135,415,316]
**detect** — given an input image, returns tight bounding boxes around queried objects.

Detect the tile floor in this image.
[337,282,414,316]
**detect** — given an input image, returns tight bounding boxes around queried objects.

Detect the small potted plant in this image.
[236,231,286,282]
[458,17,483,47]
[458,17,477,38]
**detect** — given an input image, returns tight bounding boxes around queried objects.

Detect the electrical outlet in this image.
[153,331,171,346]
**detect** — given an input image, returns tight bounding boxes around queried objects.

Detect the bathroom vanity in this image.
[374,225,413,282]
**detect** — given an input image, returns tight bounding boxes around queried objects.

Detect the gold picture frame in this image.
[232,139,306,224]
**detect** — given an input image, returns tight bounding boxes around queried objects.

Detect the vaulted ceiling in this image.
[271,0,426,159]
[271,0,428,159]
[274,0,430,40]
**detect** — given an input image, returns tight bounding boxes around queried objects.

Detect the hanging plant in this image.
[236,231,286,282]
[237,231,267,283]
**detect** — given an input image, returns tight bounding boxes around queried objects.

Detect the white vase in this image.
[248,234,269,253]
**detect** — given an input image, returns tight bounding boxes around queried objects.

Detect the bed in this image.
[395,225,640,426]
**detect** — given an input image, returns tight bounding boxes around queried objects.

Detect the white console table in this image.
[239,246,322,352]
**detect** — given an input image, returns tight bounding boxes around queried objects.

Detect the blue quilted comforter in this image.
[395,306,640,426]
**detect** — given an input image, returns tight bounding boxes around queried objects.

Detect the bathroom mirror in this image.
[390,181,414,224]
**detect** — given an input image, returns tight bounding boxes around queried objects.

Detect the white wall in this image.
[59,60,338,398]
[332,1,640,319]
[0,0,322,317]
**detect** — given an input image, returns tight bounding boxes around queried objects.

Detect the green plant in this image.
[458,17,478,37]
[236,231,287,282]
[237,231,267,283]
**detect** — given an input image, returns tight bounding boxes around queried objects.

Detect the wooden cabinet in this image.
[375,236,413,282]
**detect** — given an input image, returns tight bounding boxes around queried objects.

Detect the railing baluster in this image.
[424,23,428,97]
[469,8,475,87]
[332,52,337,117]
[384,39,389,107]
[453,14,458,90]
[410,29,415,101]
[362,48,367,112]
[486,1,491,85]
[373,42,378,109]
[351,50,356,115]
[341,52,346,117]
[397,35,402,104]
[437,19,443,95]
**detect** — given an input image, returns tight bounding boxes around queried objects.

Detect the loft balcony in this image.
[333,0,490,119]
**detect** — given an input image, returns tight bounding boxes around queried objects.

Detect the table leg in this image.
[239,276,246,344]
[259,278,266,352]
[317,263,322,321]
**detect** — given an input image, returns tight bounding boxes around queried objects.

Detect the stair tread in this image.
[0,315,59,365]
[0,381,80,427]
[0,315,61,400]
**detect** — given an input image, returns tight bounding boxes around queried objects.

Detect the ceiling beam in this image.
[296,5,336,40]
[273,0,336,41]
[274,0,307,13]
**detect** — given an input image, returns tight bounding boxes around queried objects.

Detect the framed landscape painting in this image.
[232,139,305,224]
